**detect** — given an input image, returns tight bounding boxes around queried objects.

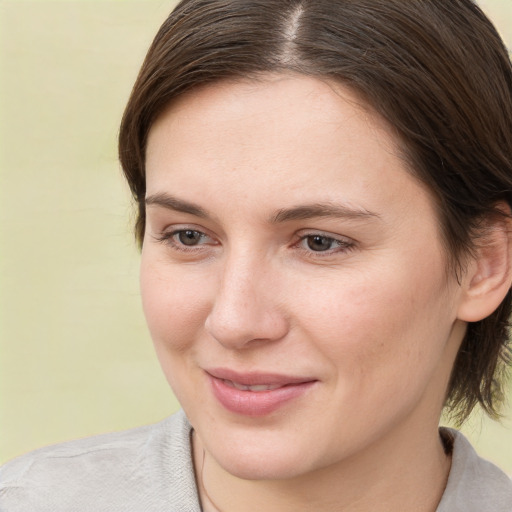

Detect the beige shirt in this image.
[1,410,511,511]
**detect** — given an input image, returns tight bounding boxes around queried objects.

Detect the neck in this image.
[192,415,451,512]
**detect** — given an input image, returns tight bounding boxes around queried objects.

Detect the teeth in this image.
[247,384,282,391]
[224,380,283,392]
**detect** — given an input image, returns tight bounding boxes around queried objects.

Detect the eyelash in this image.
[154,229,215,252]
[154,229,356,256]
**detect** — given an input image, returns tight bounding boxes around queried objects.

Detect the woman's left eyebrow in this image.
[270,203,381,223]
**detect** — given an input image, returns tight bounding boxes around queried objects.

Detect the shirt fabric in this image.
[1,409,511,511]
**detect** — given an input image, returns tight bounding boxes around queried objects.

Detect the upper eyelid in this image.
[153,223,356,248]
[160,224,214,238]
[169,228,215,242]
[296,235,354,247]
[147,206,357,239]
[294,231,357,254]
[153,229,217,253]
[163,228,352,242]
[296,229,355,243]
[148,214,222,239]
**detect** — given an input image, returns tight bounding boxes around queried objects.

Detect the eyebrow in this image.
[145,192,380,224]
[270,203,381,223]
[145,193,210,218]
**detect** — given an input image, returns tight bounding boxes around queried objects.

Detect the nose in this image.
[204,254,289,350]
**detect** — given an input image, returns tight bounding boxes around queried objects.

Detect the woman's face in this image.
[142,75,467,479]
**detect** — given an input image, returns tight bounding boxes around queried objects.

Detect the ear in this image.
[457,206,512,322]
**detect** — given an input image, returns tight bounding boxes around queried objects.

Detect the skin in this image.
[141,75,494,511]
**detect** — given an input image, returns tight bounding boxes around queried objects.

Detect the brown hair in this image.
[119,0,512,423]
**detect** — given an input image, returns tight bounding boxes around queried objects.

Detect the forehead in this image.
[150,74,392,150]
[145,75,437,227]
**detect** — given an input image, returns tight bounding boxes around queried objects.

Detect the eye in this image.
[296,232,355,255]
[154,228,216,251]
[176,229,206,246]
[305,235,337,252]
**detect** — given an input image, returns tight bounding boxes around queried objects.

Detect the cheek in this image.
[139,255,215,408]
[296,262,455,396]
[139,254,211,351]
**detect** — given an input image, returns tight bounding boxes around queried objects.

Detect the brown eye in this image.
[177,230,204,246]
[306,235,336,252]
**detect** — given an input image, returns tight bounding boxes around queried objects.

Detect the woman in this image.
[1,0,512,510]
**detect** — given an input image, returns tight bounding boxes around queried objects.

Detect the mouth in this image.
[220,379,293,392]
[205,368,317,416]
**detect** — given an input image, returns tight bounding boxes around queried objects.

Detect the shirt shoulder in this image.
[437,427,512,512]
[0,410,201,512]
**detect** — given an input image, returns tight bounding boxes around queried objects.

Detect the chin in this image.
[202,424,322,481]
[216,448,311,481]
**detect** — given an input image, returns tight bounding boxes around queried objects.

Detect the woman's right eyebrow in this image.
[145,193,210,218]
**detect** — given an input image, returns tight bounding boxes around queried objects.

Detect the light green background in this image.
[1,0,511,472]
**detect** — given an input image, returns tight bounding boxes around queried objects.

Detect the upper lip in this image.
[205,367,317,386]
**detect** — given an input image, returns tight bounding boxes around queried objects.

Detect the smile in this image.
[222,380,284,392]
[206,369,317,416]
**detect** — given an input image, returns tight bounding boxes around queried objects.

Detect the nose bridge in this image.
[205,247,287,348]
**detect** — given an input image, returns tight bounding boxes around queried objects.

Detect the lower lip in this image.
[208,376,316,417]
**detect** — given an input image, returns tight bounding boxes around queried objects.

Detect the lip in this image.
[205,368,317,417]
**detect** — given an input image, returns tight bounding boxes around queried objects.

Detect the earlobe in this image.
[457,210,512,322]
